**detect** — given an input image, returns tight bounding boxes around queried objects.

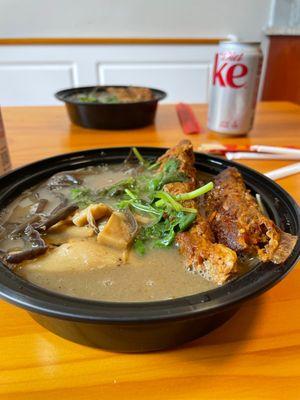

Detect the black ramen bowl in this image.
[0,147,299,352]
[55,86,167,130]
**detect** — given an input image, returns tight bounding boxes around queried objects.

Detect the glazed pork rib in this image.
[205,167,297,263]
[158,140,238,285]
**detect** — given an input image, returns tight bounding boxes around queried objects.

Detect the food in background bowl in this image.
[71,86,155,104]
[55,85,166,130]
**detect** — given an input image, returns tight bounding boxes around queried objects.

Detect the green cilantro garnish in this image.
[70,148,214,254]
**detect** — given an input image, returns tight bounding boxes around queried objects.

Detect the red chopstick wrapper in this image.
[176,103,201,134]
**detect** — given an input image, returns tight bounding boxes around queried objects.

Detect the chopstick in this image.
[198,143,300,156]
[265,163,300,180]
[226,152,300,161]
[198,143,300,179]
[251,145,300,155]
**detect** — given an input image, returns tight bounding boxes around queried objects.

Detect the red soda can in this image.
[208,41,263,135]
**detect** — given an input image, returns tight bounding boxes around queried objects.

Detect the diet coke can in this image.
[208,41,263,135]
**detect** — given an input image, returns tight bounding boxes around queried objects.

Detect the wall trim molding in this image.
[0,37,224,45]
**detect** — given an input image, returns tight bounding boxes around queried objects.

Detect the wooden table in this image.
[1,102,299,400]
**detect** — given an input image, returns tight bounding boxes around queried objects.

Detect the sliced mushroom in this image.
[50,197,68,215]
[48,215,74,231]
[72,203,111,227]
[24,225,46,248]
[9,215,41,238]
[0,249,14,269]
[6,246,48,264]
[30,198,48,215]
[35,204,78,232]
[47,172,82,189]
[6,225,48,264]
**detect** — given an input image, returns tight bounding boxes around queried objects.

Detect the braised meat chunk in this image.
[176,224,238,285]
[205,167,297,263]
[158,139,197,184]
[160,140,238,285]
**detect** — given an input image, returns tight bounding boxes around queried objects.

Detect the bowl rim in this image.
[55,85,167,106]
[0,146,299,323]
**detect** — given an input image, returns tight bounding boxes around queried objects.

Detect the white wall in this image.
[0,0,272,41]
[0,0,274,105]
[0,44,217,105]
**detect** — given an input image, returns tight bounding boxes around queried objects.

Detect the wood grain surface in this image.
[0,102,299,399]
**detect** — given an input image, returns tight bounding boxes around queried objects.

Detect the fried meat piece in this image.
[160,141,238,284]
[158,139,197,184]
[205,167,297,263]
[176,224,238,285]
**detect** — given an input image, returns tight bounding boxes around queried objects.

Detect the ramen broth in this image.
[0,164,252,302]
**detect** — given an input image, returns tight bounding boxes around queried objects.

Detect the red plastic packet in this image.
[176,103,201,134]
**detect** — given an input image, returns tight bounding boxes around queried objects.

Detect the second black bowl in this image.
[55,85,167,130]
